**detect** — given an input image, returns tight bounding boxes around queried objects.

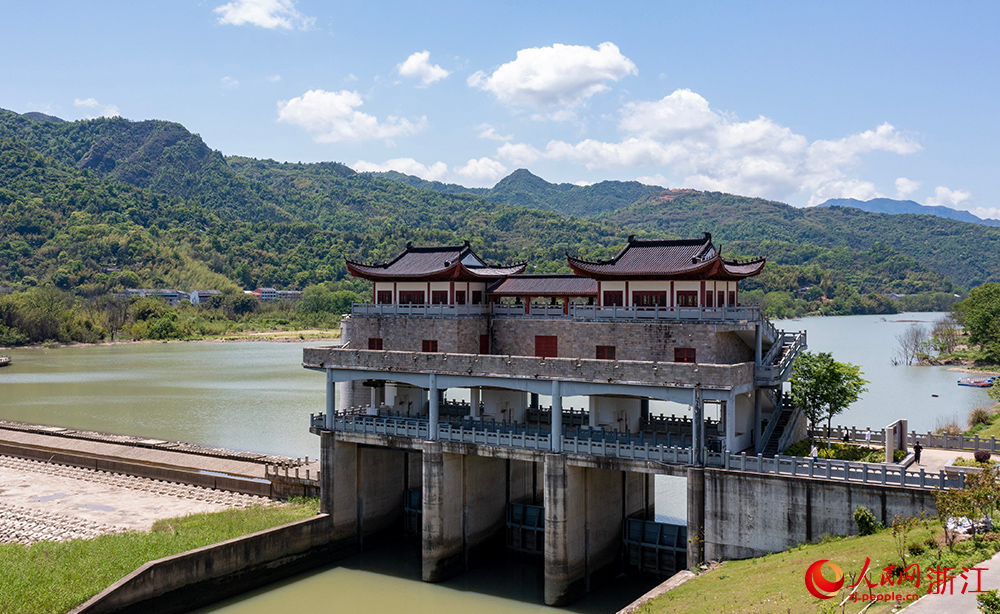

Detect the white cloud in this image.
[267,74,282,83]
[895,177,921,199]
[477,123,512,142]
[73,97,119,118]
[221,76,240,88]
[352,158,449,182]
[397,51,450,86]
[496,142,543,166]
[468,42,636,109]
[924,186,972,209]
[970,207,1000,221]
[534,88,921,205]
[636,173,669,187]
[214,0,313,29]
[454,157,508,186]
[277,89,426,142]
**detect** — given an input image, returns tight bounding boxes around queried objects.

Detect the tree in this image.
[789,351,869,445]
[953,283,1000,362]
[892,324,926,365]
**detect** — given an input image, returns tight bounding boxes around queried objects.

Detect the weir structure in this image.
[304,236,830,605]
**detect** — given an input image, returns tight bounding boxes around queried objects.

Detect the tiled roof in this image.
[568,233,765,279]
[489,275,598,297]
[347,242,526,281]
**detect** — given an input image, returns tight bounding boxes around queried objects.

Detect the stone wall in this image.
[347,315,755,365]
[699,469,938,561]
[348,316,486,354]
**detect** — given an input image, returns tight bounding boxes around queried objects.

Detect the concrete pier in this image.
[421,441,508,582]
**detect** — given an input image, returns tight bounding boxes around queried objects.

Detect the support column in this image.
[325,370,336,430]
[422,441,463,582]
[320,433,358,543]
[551,380,563,453]
[544,454,586,606]
[370,384,379,411]
[530,392,539,408]
[470,387,481,418]
[428,373,439,440]
[686,467,705,569]
[754,324,763,365]
[724,400,734,453]
[692,387,704,466]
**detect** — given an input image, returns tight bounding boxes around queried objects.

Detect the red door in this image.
[535,335,558,358]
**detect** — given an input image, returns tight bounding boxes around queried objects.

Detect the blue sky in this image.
[2,1,998,215]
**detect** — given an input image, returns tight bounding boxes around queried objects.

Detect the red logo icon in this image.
[805,559,845,599]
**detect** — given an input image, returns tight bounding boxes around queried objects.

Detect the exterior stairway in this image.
[761,404,795,457]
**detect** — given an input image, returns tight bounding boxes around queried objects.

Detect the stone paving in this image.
[0,454,272,545]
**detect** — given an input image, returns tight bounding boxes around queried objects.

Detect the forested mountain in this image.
[0,108,973,321]
[817,197,1000,227]
[603,190,1000,288]
[375,168,663,217]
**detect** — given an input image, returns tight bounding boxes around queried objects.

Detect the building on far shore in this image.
[190,289,223,305]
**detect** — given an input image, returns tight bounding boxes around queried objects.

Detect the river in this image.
[0,313,991,612]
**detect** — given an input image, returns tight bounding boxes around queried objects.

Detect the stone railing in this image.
[814,426,1000,453]
[311,414,962,490]
[303,348,754,390]
[714,451,965,490]
[755,331,806,384]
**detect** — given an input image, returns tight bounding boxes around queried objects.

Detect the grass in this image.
[636,520,1000,614]
[0,497,320,614]
[953,457,998,468]
[786,440,905,463]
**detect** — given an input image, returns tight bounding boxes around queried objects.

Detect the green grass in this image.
[0,498,320,614]
[635,521,1000,614]
[953,457,998,468]
[786,440,905,463]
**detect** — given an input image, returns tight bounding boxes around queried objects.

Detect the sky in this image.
[2,1,998,216]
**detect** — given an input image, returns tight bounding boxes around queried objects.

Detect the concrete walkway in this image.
[906,447,979,474]
[903,549,1000,613]
[0,422,320,478]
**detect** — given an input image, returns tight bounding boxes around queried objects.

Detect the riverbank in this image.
[0,328,339,351]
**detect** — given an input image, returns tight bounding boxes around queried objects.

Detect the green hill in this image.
[0,108,967,322]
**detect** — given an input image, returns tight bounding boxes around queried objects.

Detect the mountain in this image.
[0,108,973,319]
[603,190,999,287]
[375,168,664,217]
[0,108,290,222]
[817,197,1000,227]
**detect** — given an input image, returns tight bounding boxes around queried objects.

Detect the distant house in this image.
[119,288,186,307]
[190,289,223,305]
[250,288,301,302]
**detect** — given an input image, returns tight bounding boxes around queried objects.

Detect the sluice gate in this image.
[623,517,687,576]
[506,502,544,555]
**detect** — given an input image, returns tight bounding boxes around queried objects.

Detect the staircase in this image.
[761,405,795,457]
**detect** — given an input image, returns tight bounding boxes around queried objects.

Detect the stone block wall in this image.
[348,316,487,354]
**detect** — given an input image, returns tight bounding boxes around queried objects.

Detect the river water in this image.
[0,313,992,612]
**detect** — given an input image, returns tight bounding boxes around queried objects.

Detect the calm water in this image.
[0,313,991,612]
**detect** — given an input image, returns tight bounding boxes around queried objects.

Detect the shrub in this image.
[979,590,1000,614]
[970,406,994,428]
[906,541,925,556]
[976,450,992,463]
[854,505,881,536]
[935,419,963,435]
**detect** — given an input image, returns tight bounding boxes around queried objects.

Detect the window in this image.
[479,334,490,354]
[603,290,624,306]
[376,291,393,304]
[717,290,725,307]
[729,291,736,306]
[368,337,383,350]
[632,291,667,307]
[596,345,616,360]
[431,290,449,305]
[471,290,483,304]
[674,347,696,363]
[422,339,439,352]
[704,292,714,308]
[455,291,466,305]
[535,335,558,358]
[676,291,698,307]
[399,291,425,305]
